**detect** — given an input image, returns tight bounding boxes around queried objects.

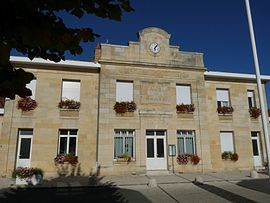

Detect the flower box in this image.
[13,167,44,185]
[54,154,79,176]
[217,106,234,114]
[249,107,261,119]
[58,99,80,110]
[17,97,38,112]
[114,101,137,114]
[176,104,195,114]
[177,154,200,165]
[221,151,239,162]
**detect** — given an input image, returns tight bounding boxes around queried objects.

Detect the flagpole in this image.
[245,0,270,177]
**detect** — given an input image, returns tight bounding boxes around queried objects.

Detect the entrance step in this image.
[147,170,170,176]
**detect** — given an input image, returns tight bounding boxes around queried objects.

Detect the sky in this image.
[12,0,270,104]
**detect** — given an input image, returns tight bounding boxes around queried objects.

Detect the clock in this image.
[149,42,160,54]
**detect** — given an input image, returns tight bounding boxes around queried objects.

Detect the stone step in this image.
[146,170,170,176]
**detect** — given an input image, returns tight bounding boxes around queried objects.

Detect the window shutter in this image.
[62,81,80,101]
[116,81,133,102]
[216,89,229,102]
[176,85,191,104]
[220,132,234,153]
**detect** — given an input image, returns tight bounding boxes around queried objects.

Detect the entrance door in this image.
[251,132,262,167]
[16,129,33,168]
[146,130,167,170]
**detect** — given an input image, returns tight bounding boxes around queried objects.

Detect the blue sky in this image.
[13,0,270,104]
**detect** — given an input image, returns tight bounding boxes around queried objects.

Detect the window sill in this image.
[59,108,80,117]
[113,158,136,165]
[177,112,194,119]
[218,114,233,121]
[250,117,259,122]
[21,110,34,117]
[115,111,135,117]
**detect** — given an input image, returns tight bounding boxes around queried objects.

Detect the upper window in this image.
[216,89,230,107]
[0,97,5,115]
[116,81,133,102]
[27,79,36,99]
[220,132,234,153]
[58,129,78,155]
[247,90,256,108]
[61,80,80,101]
[114,130,135,159]
[176,85,191,104]
[177,130,196,155]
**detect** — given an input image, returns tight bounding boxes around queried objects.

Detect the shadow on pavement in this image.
[0,175,151,203]
[237,178,270,195]
[193,182,257,203]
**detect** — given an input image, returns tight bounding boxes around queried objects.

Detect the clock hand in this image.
[154,44,158,50]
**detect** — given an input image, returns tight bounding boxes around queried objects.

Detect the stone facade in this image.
[0,27,269,177]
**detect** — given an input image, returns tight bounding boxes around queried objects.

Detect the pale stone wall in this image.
[205,80,269,171]
[0,67,98,178]
[97,27,212,175]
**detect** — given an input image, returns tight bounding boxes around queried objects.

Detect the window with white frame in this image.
[58,129,78,155]
[176,85,191,104]
[216,89,230,107]
[247,90,256,108]
[61,80,80,101]
[177,130,196,155]
[0,97,5,115]
[26,79,36,99]
[114,130,135,159]
[220,132,234,153]
[116,81,133,102]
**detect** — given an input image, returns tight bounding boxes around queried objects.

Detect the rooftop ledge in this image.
[205,71,270,82]
[10,56,100,69]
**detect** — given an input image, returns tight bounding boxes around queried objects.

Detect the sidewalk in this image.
[1,170,270,203]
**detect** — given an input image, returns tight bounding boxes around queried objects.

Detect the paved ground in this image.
[1,170,270,203]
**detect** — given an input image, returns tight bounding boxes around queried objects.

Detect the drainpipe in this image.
[95,67,101,175]
[245,0,270,177]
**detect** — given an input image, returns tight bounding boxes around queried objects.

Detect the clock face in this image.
[149,42,160,54]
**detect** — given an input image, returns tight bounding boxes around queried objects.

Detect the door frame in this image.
[16,129,33,168]
[146,130,167,170]
[251,132,262,167]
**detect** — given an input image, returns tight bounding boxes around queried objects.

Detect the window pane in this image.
[116,81,133,102]
[59,130,68,135]
[177,138,185,155]
[59,137,67,154]
[69,137,77,155]
[62,81,80,101]
[20,129,33,136]
[69,130,78,135]
[125,137,133,157]
[176,85,191,104]
[156,130,165,136]
[186,137,194,155]
[252,140,259,156]
[146,130,154,136]
[147,139,154,158]
[114,137,123,158]
[157,139,164,157]
[19,138,31,159]
[220,132,234,153]
[251,132,258,137]
[26,79,36,99]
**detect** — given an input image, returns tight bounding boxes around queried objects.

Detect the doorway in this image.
[146,130,167,170]
[16,129,33,168]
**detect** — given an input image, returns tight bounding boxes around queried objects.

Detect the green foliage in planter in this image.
[221,151,239,161]
[217,106,234,114]
[12,167,44,179]
[114,101,137,113]
[176,104,195,113]
[249,107,261,119]
[117,153,131,162]
[54,153,79,166]
[17,97,38,111]
[58,99,80,109]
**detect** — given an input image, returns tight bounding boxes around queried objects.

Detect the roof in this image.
[204,71,270,82]
[10,56,100,69]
